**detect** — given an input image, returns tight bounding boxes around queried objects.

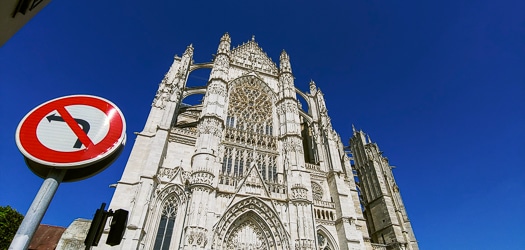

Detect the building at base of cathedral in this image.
[86,34,418,250]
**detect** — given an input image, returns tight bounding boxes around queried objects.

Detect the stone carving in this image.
[153,82,171,109]
[190,171,214,187]
[216,192,233,199]
[226,220,268,249]
[207,82,227,96]
[186,227,208,247]
[224,76,278,150]
[282,137,303,153]
[311,182,323,201]
[181,170,191,183]
[313,199,335,209]
[156,184,187,203]
[291,188,308,200]
[177,45,193,77]
[157,167,178,180]
[230,40,279,75]
[279,72,293,86]
[276,105,284,115]
[197,117,222,137]
[217,33,231,54]
[291,183,308,200]
[309,80,317,94]
[276,100,299,119]
[212,55,230,74]
[279,50,292,73]
[206,100,225,109]
[365,147,374,160]
[317,91,327,113]
[170,127,198,140]
[213,197,290,249]
[295,239,314,250]
[224,127,277,150]
[153,78,183,109]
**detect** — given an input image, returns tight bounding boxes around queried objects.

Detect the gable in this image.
[230,40,279,75]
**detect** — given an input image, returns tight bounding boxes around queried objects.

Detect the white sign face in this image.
[16,95,126,169]
[36,105,110,152]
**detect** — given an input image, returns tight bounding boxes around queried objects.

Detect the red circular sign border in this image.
[16,95,126,168]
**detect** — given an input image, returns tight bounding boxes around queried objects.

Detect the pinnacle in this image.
[221,32,231,41]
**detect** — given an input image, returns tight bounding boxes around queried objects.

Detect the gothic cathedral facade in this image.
[95,34,418,250]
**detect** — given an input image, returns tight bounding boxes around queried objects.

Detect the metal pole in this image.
[9,168,66,250]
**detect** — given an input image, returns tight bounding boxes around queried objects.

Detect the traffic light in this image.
[84,203,129,248]
[106,209,129,246]
[84,203,108,247]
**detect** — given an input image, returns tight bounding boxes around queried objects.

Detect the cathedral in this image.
[93,33,418,250]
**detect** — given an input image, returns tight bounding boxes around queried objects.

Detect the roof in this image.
[28,224,66,250]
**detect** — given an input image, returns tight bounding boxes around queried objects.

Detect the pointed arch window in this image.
[234,150,244,176]
[265,124,273,135]
[316,230,335,250]
[154,196,178,250]
[226,116,236,128]
[222,148,233,175]
[260,161,267,181]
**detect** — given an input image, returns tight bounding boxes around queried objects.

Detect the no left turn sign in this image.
[16,95,126,181]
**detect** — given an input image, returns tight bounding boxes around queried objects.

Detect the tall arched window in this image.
[153,196,178,250]
[220,76,280,188]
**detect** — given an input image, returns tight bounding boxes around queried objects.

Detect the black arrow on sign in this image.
[47,113,91,148]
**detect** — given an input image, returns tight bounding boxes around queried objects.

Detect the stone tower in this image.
[93,34,418,250]
[350,129,418,250]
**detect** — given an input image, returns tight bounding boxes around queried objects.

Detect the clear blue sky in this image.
[1,1,524,249]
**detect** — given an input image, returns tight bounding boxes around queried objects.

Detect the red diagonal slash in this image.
[56,106,94,148]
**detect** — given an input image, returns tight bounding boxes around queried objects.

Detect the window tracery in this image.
[311,182,323,201]
[212,198,290,250]
[226,220,268,250]
[223,77,276,150]
[316,230,334,250]
[220,146,279,189]
[154,196,178,250]
[220,77,283,192]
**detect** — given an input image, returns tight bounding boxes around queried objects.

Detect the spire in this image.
[352,124,356,133]
[183,44,194,57]
[279,50,292,73]
[316,87,327,113]
[221,32,231,41]
[217,32,231,54]
[309,79,317,94]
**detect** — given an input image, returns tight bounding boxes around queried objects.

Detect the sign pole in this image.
[12,95,127,249]
[9,169,66,250]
